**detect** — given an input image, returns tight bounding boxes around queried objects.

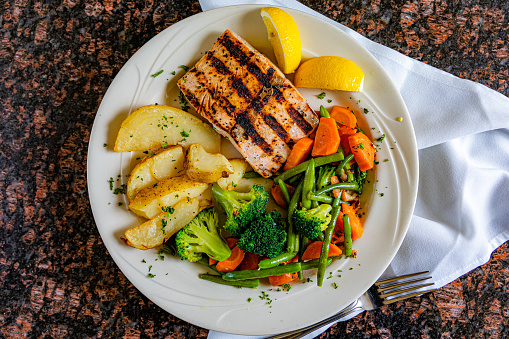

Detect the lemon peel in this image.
[260,7,301,74]
[294,56,365,92]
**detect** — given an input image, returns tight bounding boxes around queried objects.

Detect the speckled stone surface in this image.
[0,0,507,338]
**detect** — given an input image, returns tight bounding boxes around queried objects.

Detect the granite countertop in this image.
[0,0,507,338]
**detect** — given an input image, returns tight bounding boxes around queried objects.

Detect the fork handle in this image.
[268,299,363,339]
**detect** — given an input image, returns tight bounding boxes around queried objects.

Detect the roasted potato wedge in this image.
[114,105,221,153]
[185,144,234,183]
[125,198,200,250]
[217,158,248,190]
[127,145,185,200]
[128,175,208,219]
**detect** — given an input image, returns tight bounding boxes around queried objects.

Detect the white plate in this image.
[87,5,418,336]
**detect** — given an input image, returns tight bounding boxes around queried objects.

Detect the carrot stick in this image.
[301,241,342,261]
[341,203,363,240]
[348,132,375,171]
[209,257,218,265]
[216,246,245,272]
[330,106,357,128]
[311,118,340,157]
[283,137,314,171]
[330,175,341,198]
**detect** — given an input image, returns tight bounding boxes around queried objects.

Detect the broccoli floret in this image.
[317,165,337,190]
[237,211,287,258]
[353,165,368,194]
[211,183,269,237]
[293,204,333,239]
[175,207,231,262]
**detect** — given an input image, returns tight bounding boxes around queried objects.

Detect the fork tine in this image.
[377,276,432,292]
[375,271,429,286]
[382,288,437,305]
[380,282,435,298]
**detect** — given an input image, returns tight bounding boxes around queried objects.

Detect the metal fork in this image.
[269,271,436,339]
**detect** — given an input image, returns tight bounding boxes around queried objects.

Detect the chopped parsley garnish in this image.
[178,91,189,112]
[327,99,332,103]
[377,134,386,143]
[171,71,176,75]
[108,177,114,190]
[179,65,190,71]
[151,70,164,77]
[114,184,127,195]
[161,141,169,148]
[180,130,190,138]
[363,108,369,114]
[148,273,156,278]
[317,92,326,99]
[332,282,338,289]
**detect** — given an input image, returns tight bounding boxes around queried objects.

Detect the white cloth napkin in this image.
[200,1,509,338]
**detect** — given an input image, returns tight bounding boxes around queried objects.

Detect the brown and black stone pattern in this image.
[0,0,507,338]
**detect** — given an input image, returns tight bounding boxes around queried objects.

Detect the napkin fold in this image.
[200,1,509,338]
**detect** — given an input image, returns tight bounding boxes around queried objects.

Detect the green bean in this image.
[277,179,291,205]
[300,257,333,271]
[197,257,222,275]
[258,252,297,269]
[274,153,345,183]
[302,159,315,209]
[345,162,354,182]
[288,173,303,185]
[307,191,334,204]
[336,153,355,176]
[314,182,359,196]
[343,214,353,257]
[222,262,302,281]
[287,182,303,253]
[200,274,260,288]
[319,105,330,118]
[317,197,342,286]
[298,235,309,280]
[316,232,324,241]
[242,171,263,179]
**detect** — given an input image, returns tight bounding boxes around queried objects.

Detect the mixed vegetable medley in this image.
[159,104,375,288]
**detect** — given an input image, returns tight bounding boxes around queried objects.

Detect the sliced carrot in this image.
[330,175,342,198]
[301,241,342,261]
[284,137,314,171]
[216,245,245,272]
[340,134,351,155]
[348,132,375,171]
[338,125,357,135]
[341,203,363,240]
[269,272,298,286]
[268,256,299,286]
[330,106,357,128]
[226,237,238,249]
[238,252,261,270]
[209,257,218,265]
[311,117,340,157]
[271,182,296,208]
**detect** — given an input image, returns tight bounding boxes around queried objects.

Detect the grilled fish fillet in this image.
[177,29,318,177]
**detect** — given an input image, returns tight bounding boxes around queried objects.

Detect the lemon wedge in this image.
[294,56,365,92]
[260,7,302,74]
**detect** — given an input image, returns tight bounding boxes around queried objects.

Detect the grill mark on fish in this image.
[287,105,314,135]
[231,78,251,100]
[208,55,231,75]
[236,113,273,155]
[221,33,272,88]
[263,114,289,142]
